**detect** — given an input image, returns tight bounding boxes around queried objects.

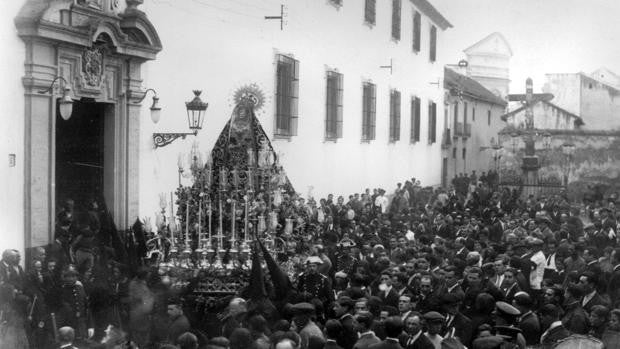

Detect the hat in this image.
[291,302,315,314]
[373,244,385,250]
[423,311,445,323]
[338,237,356,248]
[494,325,522,340]
[495,301,521,317]
[513,292,532,307]
[526,236,544,246]
[441,293,462,305]
[471,336,505,349]
[305,256,323,265]
[335,271,348,279]
[337,296,355,308]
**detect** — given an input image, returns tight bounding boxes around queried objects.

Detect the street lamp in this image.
[153,90,208,148]
[38,76,74,120]
[562,141,576,186]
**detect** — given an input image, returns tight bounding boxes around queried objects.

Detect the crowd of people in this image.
[3,174,620,349]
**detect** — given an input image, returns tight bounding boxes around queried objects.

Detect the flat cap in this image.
[494,325,523,340]
[305,256,323,265]
[495,301,521,317]
[423,311,445,322]
[291,302,315,314]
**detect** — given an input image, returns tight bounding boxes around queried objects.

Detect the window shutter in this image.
[370,84,376,140]
[392,0,401,40]
[430,25,437,62]
[413,12,421,52]
[365,0,376,24]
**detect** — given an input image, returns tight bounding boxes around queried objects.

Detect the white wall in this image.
[0,0,26,255]
[138,0,448,219]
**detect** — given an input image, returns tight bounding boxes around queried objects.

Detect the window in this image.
[362,82,376,141]
[275,54,299,137]
[412,11,421,52]
[428,101,437,144]
[452,147,457,158]
[330,0,342,5]
[325,71,343,140]
[364,0,376,24]
[391,0,401,41]
[429,25,437,62]
[462,147,467,159]
[488,110,491,125]
[472,106,476,122]
[463,102,468,125]
[389,89,401,142]
[410,96,421,143]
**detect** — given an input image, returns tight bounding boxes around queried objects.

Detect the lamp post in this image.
[153,90,208,148]
[38,76,74,120]
[562,141,576,186]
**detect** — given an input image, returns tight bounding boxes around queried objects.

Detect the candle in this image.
[231,168,239,188]
[186,199,190,243]
[247,149,255,167]
[231,200,236,242]
[220,168,227,190]
[244,197,249,242]
[208,200,212,242]
[177,153,184,170]
[218,198,224,250]
[198,199,202,240]
[205,170,212,188]
[246,170,253,191]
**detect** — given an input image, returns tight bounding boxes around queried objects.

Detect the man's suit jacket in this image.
[379,288,401,309]
[325,340,345,349]
[400,332,434,349]
[583,292,610,314]
[354,333,381,349]
[562,303,589,335]
[442,312,472,348]
[368,338,403,349]
[541,325,570,349]
[518,311,541,346]
[607,265,620,306]
[0,262,25,291]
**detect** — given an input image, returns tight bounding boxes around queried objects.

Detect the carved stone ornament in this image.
[82,47,104,87]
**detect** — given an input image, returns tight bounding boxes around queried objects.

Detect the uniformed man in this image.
[55,265,94,340]
[297,256,333,305]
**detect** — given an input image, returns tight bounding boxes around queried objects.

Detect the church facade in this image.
[1,0,451,255]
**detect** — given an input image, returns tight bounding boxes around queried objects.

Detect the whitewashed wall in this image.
[138,0,448,219]
[0,0,26,255]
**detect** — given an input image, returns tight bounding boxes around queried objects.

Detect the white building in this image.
[0,0,451,256]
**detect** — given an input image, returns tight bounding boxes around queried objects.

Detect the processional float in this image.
[153,84,293,296]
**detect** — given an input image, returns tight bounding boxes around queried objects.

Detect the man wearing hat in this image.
[422,312,444,349]
[512,292,540,346]
[292,302,324,348]
[56,265,94,340]
[492,302,526,348]
[297,256,333,305]
[333,296,358,349]
[441,294,472,348]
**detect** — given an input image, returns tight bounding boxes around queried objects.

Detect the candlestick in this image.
[170,192,175,243]
[246,170,253,192]
[218,198,224,251]
[220,168,227,191]
[244,196,249,242]
[231,168,240,188]
[185,199,190,244]
[198,199,202,244]
[231,200,236,243]
[207,200,212,248]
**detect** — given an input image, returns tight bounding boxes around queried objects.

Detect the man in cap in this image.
[297,256,333,305]
[55,265,94,340]
[354,311,381,349]
[492,302,526,348]
[292,302,324,349]
[441,293,472,348]
[422,312,444,349]
[333,296,358,349]
[512,292,540,346]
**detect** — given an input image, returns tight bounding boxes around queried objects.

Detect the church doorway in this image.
[55,99,115,214]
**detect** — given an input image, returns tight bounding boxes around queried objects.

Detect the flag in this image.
[257,238,293,301]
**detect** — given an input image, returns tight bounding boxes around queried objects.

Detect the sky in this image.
[432,0,620,93]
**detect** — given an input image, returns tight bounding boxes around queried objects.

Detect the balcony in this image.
[464,123,472,138]
[454,122,464,137]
